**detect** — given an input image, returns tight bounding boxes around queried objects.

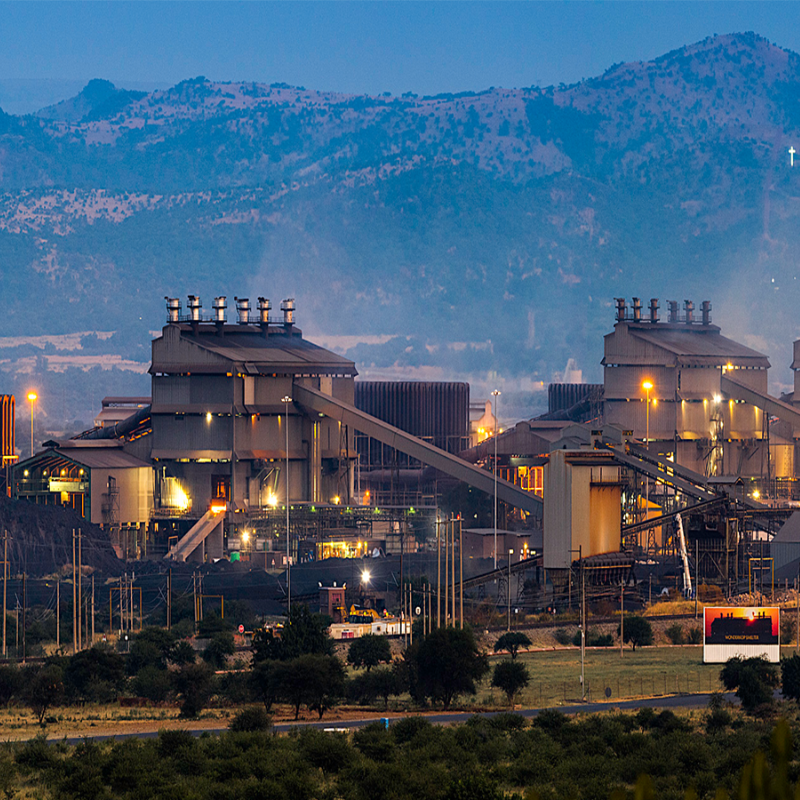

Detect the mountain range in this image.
[2,32,800,434]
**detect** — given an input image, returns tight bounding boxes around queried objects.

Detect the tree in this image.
[0,665,21,706]
[782,653,800,702]
[249,659,280,712]
[721,656,779,714]
[25,665,64,725]
[63,646,126,703]
[348,634,392,671]
[413,627,489,709]
[169,640,196,666]
[493,632,531,660]
[127,627,177,674]
[203,632,235,668]
[618,616,653,651]
[491,660,530,705]
[174,661,215,718]
[252,605,333,662]
[276,654,345,720]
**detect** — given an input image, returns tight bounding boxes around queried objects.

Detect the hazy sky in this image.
[1,1,799,100]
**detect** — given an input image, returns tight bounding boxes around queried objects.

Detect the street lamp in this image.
[507,548,514,631]
[641,380,653,522]
[26,392,37,458]
[491,389,501,570]
[282,395,292,611]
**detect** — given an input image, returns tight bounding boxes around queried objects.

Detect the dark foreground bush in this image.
[229,707,272,732]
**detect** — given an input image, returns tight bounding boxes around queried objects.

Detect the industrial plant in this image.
[5,293,800,617]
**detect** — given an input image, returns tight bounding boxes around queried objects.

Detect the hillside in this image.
[2,31,800,429]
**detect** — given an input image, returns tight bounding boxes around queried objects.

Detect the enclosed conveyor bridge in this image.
[293,384,543,518]
[721,375,800,430]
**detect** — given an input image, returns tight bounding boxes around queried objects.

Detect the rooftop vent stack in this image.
[281,298,295,327]
[165,297,181,323]
[684,300,694,324]
[649,298,659,323]
[213,296,227,323]
[257,297,271,335]
[632,297,642,322]
[668,301,679,323]
[187,295,202,322]
[234,296,250,324]
[615,298,627,322]
[701,300,712,326]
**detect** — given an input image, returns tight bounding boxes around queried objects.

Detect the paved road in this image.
[44,692,731,745]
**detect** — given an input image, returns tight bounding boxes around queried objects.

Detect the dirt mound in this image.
[0,494,122,577]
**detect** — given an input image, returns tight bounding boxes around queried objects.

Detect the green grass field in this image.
[480,646,729,707]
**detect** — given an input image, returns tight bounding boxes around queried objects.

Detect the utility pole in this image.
[436,517,441,628]
[56,579,60,650]
[620,581,624,659]
[459,518,464,629]
[167,568,172,630]
[695,539,699,619]
[443,520,449,625]
[77,529,82,650]
[91,574,95,644]
[451,519,456,625]
[193,572,198,633]
[2,529,7,658]
[507,548,513,631]
[21,572,26,663]
[72,529,77,655]
[580,548,586,701]
[491,389,501,569]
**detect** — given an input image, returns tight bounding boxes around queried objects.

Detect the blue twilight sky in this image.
[0,1,799,111]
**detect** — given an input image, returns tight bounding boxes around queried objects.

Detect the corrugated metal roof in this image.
[153,326,357,375]
[772,511,800,543]
[629,327,770,366]
[52,447,151,469]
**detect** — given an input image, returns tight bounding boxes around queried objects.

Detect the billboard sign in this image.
[703,606,780,663]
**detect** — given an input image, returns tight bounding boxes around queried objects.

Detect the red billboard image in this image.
[704,607,779,645]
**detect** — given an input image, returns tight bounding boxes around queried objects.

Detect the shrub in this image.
[0,665,21,706]
[347,634,392,670]
[618,615,653,650]
[229,707,272,732]
[202,632,235,668]
[574,629,614,647]
[554,628,572,646]
[720,656,779,715]
[131,665,173,703]
[665,624,685,645]
[491,660,530,705]
[174,662,215,718]
[781,615,796,646]
[391,715,432,744]
[169,640,196,666]
[687,626,703,645]
[493,632,531,659]
[781,653,800,702]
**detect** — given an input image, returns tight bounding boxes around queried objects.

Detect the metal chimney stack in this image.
[701,300,711,325]
[684,300,693,324]
[281,298,295,326]
[165,297,181,323]
[258,297,271,324]
[187,295,202,322]
[632,297,642,322]
[649,298,659,323]
[213,296,227,323]
[668,301,678,323]
[615,298,627,322]
[234,297,250,324]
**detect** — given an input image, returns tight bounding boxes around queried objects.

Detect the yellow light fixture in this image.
[641,380,653,392]
[206,412,212,422]
[27,392,37,402]
[266,492,278,508]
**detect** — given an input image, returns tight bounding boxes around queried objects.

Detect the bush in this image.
[131,665,173,703]
[491,660,530,705]
[781,615,796,646]
[0,665,21,706]
[618,615,653,650]
[169,640,196,666]
[493,632,531,659]
[25,665,64,725]
[203,632,235,668]
[347,634,392,670]
[554,628,572,646]
[720,656,779,715]
[229,707,272,732]
[64,646,126,703]
[572,629,614,647]
[665,623,685,645]
[782,653,800,702]
[687,626,703,645]
[174,662,215,718]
